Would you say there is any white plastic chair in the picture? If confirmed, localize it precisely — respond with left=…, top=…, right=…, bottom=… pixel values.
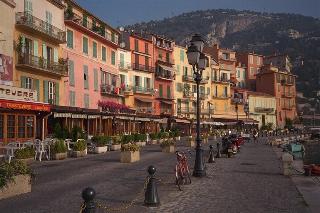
left=65, top=139, right=72, bottom=151
left=6, top=142, right=18, bottom=163
left=34, top=140, right=48, bottom=162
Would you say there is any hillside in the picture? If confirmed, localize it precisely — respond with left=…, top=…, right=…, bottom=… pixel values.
left=127, top=9, right=320, bottom=99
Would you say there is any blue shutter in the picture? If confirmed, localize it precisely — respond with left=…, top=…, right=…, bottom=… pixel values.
left=69, top=60, right=74, bottom=86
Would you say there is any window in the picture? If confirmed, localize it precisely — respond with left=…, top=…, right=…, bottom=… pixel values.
left=45, top=11, right=52, bottom=32
left=192, top=85, right=196, bottom=93
left=166, top=52, right=170, bottom=63
left=26, top=116, right=34, bottom=138
left=215, top=86, right=218, bottom=97
left=134, top=39, right=138, bottom=51
left=83, top=37, right=88, bottom=54
left=25, top=77, right=32, bottom=89
left=92, top=41, right=97, bottom=58
left=180, top=49, right=184, bottom=62
left=84, top=65, right=89, bottom=89
left=249, top=55, right=253, bottom=64
left=69, top=60, right=75, bottom=86
left=145, top=57, right=149, bottom=69
left=167, top=85, right=171, bottom=98
left=111, top=51, right=116, bottom=65
left=146, top=78, right=151, bottom=89
left=48, top=81, right=55, bottom=104
left=237, top=70, right=240, bottom=78
left=102, top=46, right=106, bottom=62
left=94, top=68, right=98, bottom=91
left=120, top=53, right=124, bottom=68
left=159, top=84, right=163, bottom=97
left=145, top=43, right=148, bottom=54
left=184, top=67, right=188, bottom=76
left=82, top=14, right=88, bottom=28
left=7, top=115, right=15, bottom=138
left=67, top=30, right=73, bottom=48
left=207, top=87, right=210, bottom=95
left=222, top=53, right=230, bottom=60
left=224, top=86, right=228, bottom=97
left=69, top=91, right=75, bottom=107
left=176, top=83, right=182, bottom=92
left=111, top=32, right=115, bottom=43
left=257, top=57, right=261, bottom=65
left=18, top=116, right=25, bottom=138
left=24, top=0, right=33, bottom=15
left=250, top=67, right=255, bottom=75
left=84, top=94, right=89, bottom=108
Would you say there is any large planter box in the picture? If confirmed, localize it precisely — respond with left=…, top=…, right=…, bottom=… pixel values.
left=111, top=144, right=121, bottom=151
left=187, top=140, right=195, bottom=147
left=151, top=140, right=158, bottom=145
left=17, top=158, right=34, bottom=165
left=175, top=136, right=181, bottom=141
left=136, top=141, right=146, bottom=147
left=52, top=152, right=67, bottom=160
left=202, top=138, right=208, bottom=144
left=72, top=149, right=87, bottom=158
left=94, top=146, right=108, bottom=154
left=162, top=145, right=175, bottom=153
left=158, top=139, right=164, bottom=144
left=0, top=175, right=31, bottom=200
left=120, top=151, right=140, bottom=163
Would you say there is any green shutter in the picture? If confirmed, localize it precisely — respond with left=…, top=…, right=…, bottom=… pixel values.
left=144, top=77, right=147, bottom=88
left=34, top=79, right=40, bottom=101
left=102, top=46, right=106, bottom=61
left=55, top=82, right=59, bottom=105
left=43, top=80, right=48, bottom=103
left=83, top=37, right=88, bottom=54
left=67, top=30, right=73, bottom=48
left=53, top=48, right=58, bottom=63
left=82, top=14, right=87, bottom=28
left=180, top=49, right=184, bottom=62
left=69, top=60, right=74, bottom=86
left=21, top=76, right=26, bottom=88
left=84, top=65, right=88, bottom=89
left=94, top=68, right=98, bottom=91
left=33, top=40, right=38, bottom=56
left=93, top=42, right=97, bottom=58
left=120, top=53, right=124, bottom=67
left=42, top=44, right=47, bottom=60
left=159, top=85, right=163, bottom=97
left=111, top=51, right=115, bottom=65
left=167, top=86, right=171, bottom=98
left=132, top=76, right=135, bottom=87
left=176, top=65, right=180, bottom=75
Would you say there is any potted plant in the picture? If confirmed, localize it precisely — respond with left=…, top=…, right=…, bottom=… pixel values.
left=135, top=134, right=147, bottom=146
left=187, top=136, right=195, bottom=147
left=51, top=140, right=68, bottom=160
left=0, top=160, right=32, bottom=200
left=150, top=133, right=158, bottom=145
left=160, top=139, right=175, bottom=153
left=72, top=139, right=87, bottom=157
left=120, top=143, right=140, bottom=163
left=14, top=147, right=35, bottom=164
left=110, top=135, right=121, bottom=151
left=92, top=136, right=109, bottom=154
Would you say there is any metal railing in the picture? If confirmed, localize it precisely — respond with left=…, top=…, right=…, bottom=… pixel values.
left=177, top=107, right=195, bottom=114
left=157, top=58, right=174, bottom=64
left=132, top=63, right=155, bottom=73
left=157, top=94, right=174, bottom=99
left=16, top=12, right=65, bottom=43
left=200, top=76, right=210, bottom=84
left=133, top=86, right=154, bottom=94
left=155, top=70, right=175, bottom=80
left=160, top=109, right=173, bottom=115
left=100, top=84, right=123, bottom=96
left=136, top=107, right=153, bottom=114
left=183, top=75, right=194, bottom=82
left=16, top=53, right=68, bottom=76
left=118, top=63, right=132, bottom=70
left=64, top=12, right=118, bottom=45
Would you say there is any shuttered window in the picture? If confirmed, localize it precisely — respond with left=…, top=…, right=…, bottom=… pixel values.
left=159, top=84, right=163, bottom=98
left=92, top=41, right=97, bottom=58
left=94, top=68, right=98, bottom=91
left=167, top=86, right=171, bottom=98
left=83, top=36, right=88, bottom=54
left=111, top=51, right=116, bottom=65
left=176, top=83, right=182, bottom=92
left=180, top=49, right=184, bottom=62
left=69, top=60, right=75, bottom=86
left=69, top=91, right=76, bottom=107
left=84, top=65, right=89, bottom=89
left=84, top=94, right=89, bottom=108
left=67, top=29, right=73, bottom=48
left=102, top=46, right=106, bottom=62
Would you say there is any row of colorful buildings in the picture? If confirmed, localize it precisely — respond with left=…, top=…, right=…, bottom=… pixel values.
left=0, top=0, right=297, bottom=143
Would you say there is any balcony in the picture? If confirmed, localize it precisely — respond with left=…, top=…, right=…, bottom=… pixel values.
left=157, top=58, right=174, bottom=65
left=212, top=95, right=230, bottom=99
left=231, top=98, right=245, bottom=104
left=183, top=75, right=194, bottom=82
left=254, top=107, right=275, bottom=113
left=201, top=108, right=214, bottom=115
left=155, top=41, right=173, bottom=51
left=16, top=12, right=66, bottom=44
left=136, top=107, right=153, bottom=114
left=157, top=94, right=174, bottom=100
left=118, top=63, right=132, bottom=71
left=100, top=84, right=123, bottom=96
left=183, top=91, right=195, bottom=99
left=133, top=86, right=154, bottom=95
left=16, top=53, right=68, bottom=77
left=160, top=108, right=173, bottom=116
left=155, top=70, right=175, bottom=81
left=200, top=76, right=210, bottom=84
left=199, top=93, right=208, bottom=100
left=132, top=63, right=155, bottom=73
left=177, top=107, right=195, bottom=114
left=64, top=12, right=118, bottom=46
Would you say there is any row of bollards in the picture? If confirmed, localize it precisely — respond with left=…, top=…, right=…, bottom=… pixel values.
left=81, top=165, right=160, bottom=212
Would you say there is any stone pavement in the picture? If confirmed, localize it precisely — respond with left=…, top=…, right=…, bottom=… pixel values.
left=0, top=137, right=310, bottom=213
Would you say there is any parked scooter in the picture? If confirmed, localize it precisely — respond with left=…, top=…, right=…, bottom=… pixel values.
left=221, top=136, right=237, bottom=158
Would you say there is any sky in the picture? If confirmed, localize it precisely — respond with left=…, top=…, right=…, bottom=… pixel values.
left=77, top=0, right=320, bottom=27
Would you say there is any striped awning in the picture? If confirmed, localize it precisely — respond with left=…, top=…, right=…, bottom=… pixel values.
left=54, top=112, right=72, bottom=118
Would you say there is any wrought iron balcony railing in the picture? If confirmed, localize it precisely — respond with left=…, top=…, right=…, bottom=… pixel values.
left=183, top=75, right=194, bottom=82
left=136, top=107, right=153, bottom=114
left=100, top=84, right=124, bottom=96
left=155, top=71, right=175, bottom=80
left=132, top=63, right=155, bottom=73
left=118, top=63, right=132, bottom=71
left=133, top=86, right=154, bottom=94
left=16, top=12, right=66, bottom=43
left=16, top=53, right=68, bottom=76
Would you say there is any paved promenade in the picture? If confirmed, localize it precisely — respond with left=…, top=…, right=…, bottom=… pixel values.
left=0, top=137, right=311, bottom=213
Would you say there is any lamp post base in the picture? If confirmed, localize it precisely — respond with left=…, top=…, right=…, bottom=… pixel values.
left=193, top=168, right=206, bottom=177
left=192, top=139, right=206, bottom=177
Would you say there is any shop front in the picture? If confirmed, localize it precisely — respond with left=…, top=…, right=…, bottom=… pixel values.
left=0, top=85, right=51, bottom=144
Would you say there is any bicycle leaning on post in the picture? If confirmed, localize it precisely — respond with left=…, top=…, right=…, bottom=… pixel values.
left=175, top=150, right=191, bottom=191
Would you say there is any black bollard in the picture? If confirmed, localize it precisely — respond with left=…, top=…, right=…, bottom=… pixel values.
left=215, top=143, right=221, bottom=158
left=81, top=187, right=96, bottom=213
left=144, top=165, right=160, bottom=207
left=208, top=145, right=215, bottom=163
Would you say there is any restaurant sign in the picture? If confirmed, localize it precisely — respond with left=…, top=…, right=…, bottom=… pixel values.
left=0, top=84, right=37, bottom=102
left=0, top=99, right=50, bottom=111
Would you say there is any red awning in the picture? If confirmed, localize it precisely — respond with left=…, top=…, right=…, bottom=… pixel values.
left=135, top=97, right=153, bottom=103
left=0, top=99, right=50, bottom=112
left=160, top=100, right=173, bottom=105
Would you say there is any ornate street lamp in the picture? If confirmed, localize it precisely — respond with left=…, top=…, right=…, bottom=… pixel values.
left=186, top=34, right=207, bottom=177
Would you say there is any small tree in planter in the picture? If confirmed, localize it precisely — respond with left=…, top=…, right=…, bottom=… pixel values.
left=51, top=140, right=68, bottom=160
left=72, top=139, right=87, bottom=158
left=0, top=160, right=33, bottom=200
left=120, top=143, right=140, bottom=163
left=187, top=136, right=195, bottom=147
left=135, top=134, right=147, bottom=146
left=14, top=147, right=35, bottom=164
left=160, top=139, right=175, bottom=153
left=150, top=133, right=158, bottom=145
left=110, top=135, right=121, bottom=151
left=92, top=136, right=109, bottom=153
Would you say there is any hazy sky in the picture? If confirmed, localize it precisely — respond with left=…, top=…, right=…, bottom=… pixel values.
left=77, top=0, right=320, bottom=26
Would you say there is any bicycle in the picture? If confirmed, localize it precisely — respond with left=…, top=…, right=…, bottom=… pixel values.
left=175, top=151, right=191, bottom=191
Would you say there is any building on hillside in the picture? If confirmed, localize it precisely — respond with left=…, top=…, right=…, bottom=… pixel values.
left=49, top=0, right=122, bottom=137
left=153, top=34, right=175, bottom=118
left=235, top=63, right=246, bottom=89
left=256, top=63, right=297, bottom=128
left=236, top=52, right=263, bottom=90
left=264, top=54, right=292, bottom=73
left=9, top=0, right=67, bottom=141
left=247, top=91, right=277, bottom=129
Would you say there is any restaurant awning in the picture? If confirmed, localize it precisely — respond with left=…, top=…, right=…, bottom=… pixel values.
left=71, top=114, right=87, bottom=119
left=135, top=117, right=151, bottom=122
left=135, top=97, right=153, bottom=103
left=160, top=100, right=173, bottom=105
left=54, top=112, right=72, bottom=118
left=88, top=115, right=100, bottom=119
left=159, top=64, right=174, bottom=72
left=102, top=116, right=113, bottom=119
left=117, top=116, right=134, bottom=120
left=175, top=118, right=191, bottom=124
left=200, top=121, right=224, bottom=126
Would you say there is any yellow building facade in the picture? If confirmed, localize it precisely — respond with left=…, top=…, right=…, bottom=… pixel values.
left=173, top=46, right=213, bottom=120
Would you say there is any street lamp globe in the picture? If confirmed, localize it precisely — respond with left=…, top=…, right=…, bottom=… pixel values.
left=186, top=44, right=200, bottom=66
left=190, top=34, right=205, bottom=52
left=198, top=53, right=207, bottom=70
